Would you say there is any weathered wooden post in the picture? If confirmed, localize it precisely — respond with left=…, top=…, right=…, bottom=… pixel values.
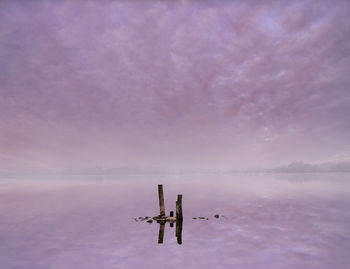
left=158, top=184, right=165, bottom=217
left=176, top=194, right=183, bottom=220
left=150, top=186, right=184, bottom=243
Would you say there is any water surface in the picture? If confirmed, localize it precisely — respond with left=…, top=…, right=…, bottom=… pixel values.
left=0, top=174, right=349, bottom=269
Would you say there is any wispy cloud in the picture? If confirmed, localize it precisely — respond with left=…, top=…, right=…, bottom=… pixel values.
left=1, top=0, right=349, bottom=169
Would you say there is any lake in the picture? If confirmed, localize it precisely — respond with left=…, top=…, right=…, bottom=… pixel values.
left=0, top=173, right=349, bottom=269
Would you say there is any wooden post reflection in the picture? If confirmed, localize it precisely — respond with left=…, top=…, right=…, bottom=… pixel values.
left=169, top=211, right=174, bottom=227
left=158, top=221, right=165, bottom=244
left=176, top=219, right=183, bottom=245
left=157, top=219, right=182, bottom=244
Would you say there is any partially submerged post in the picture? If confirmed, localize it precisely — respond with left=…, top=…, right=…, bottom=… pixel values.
left=154, top=185, right=183, bottom=244
left=176, top=194, right=183, bottom=220
left=158, top=184, right=165, bottom=217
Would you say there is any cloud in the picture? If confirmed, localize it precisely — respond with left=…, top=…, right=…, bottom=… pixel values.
left=0, top=0, right=349, bottom=169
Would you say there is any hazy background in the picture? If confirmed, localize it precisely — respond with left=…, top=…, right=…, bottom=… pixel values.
left=1, top=0, right=350, bottom=172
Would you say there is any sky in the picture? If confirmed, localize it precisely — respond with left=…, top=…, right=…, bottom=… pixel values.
left=0, top=0, right=350, bottom=171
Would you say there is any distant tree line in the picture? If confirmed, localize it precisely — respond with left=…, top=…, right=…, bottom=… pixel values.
left=275, top=161, right=350, bottom=173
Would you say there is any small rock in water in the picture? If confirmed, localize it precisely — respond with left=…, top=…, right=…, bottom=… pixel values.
left=145, top=216, right=150, bottom=219
left=198, top=217, right=205, bottom=219
left=147, top=219, right=153, bottom=223
left=138, top=217, right=143, bottom=219
left=192, top=217, right=197, bottom=219
left=214, top=214, right=220, bottom=218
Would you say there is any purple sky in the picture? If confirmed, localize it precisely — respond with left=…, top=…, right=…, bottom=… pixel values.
left=1, top=0, right=350, bottom=170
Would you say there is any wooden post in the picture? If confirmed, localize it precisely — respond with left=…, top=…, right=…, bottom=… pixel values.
left=158, top=184, right=165, bottom=216
left=176, top=194, right=183, bottom=220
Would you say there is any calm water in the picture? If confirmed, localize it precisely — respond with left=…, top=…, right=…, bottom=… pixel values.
left=0, top=174, right=349, bottom=269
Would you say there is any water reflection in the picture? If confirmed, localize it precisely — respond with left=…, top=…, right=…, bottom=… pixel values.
left=157, top=221, right=165, bottom=243
left=1, top=175, right=350, bottom=269
left=156, top=219, right=183, bottom=244
left=176, top=219, right=183, bottom=244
